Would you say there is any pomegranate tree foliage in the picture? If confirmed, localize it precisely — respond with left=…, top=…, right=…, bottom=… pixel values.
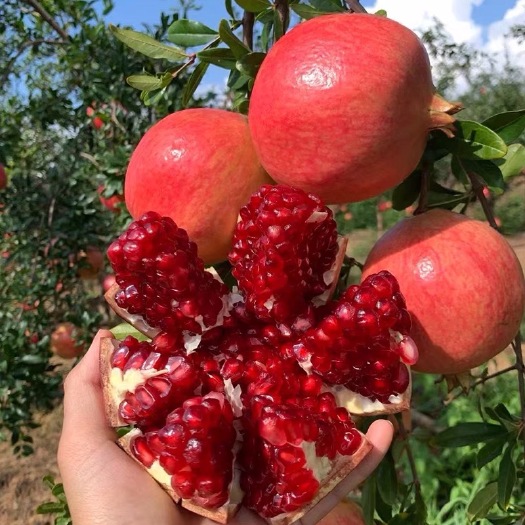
left=0, top=0, right=216, bottom=455
left=1, top=0, right=524, bottom=524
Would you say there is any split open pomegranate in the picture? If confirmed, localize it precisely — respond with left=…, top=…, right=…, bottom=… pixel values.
left=100, top=185, right=417, bottom=523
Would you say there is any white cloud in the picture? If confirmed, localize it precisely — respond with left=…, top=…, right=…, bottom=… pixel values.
left=364, top=0, right=484, bottom=46
left=363, top=0, right=524, bottom=92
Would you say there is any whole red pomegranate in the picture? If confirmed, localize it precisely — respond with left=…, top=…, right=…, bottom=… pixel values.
left=248, top=13, right=459, bottom=204
left=0, top=164, right=7, bottom=190
left=362, top=210, right=525, bottom=375
left=102, top=273, right=116, bottom=293
left=124, top=108, right=271, bottom=264
left=98, top=185, right=124, bottom=212
left=50, top=322, right=84, bottom=359
left=77, top=246, right=104, bottom=279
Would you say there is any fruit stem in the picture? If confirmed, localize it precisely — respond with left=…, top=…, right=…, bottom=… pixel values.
left=345, top=0, right=368, bottom=13
left=242, top=11, right=255, bottom=50
left=463, top=162, right=500, bottom=230
left=511, top=332, right=525, bottom=427
left=446, top=365, right=518, bottom=403
left=396, top=413, right=421, bottom=495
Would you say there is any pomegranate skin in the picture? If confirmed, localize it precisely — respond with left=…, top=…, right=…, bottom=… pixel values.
left=362, top=210, right=525, bottom=375
left=125, top=108, right=271, bottom=264
left=0, top=164, right=7, bottom=190
left=248, top=13, right=434, bottom=204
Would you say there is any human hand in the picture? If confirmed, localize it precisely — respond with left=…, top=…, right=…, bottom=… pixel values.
left=58, top=329, right=394, bottom=525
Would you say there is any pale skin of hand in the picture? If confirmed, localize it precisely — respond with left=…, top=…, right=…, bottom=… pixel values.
left=58, top=329, right=394, bottom=525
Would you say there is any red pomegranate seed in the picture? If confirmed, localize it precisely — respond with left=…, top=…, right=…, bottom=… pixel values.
left=229, top=185, right=338, bottom=323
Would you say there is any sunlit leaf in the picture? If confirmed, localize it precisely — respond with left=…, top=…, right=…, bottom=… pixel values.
left=233, top=0, right=271, bottom=13
left=182, top=62, right=209, bottom=106
left=218, top=19, right=250, bottom=58
left=110, top=25, right=187, bottom=61
left=468, top=482, right=498, bottom=521
left=483, top=109, right=525, bottom=144
left=167, top=19, right=218, bottom=47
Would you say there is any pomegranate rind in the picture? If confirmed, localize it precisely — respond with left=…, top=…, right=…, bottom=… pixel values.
left=266, top=435, right=372, bottom=525
left=105, top=283, right=161, bottom=340
left=100, top=337, right=126, bottom=427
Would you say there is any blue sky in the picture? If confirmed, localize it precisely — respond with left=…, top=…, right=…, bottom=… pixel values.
left=104, top=0, right=524, bottom=89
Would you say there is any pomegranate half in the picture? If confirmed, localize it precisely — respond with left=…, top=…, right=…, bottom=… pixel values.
left=124, top=108, right=271, bottom=264
left=248, top=13, right=459, bottom=204
left=362, top=209, right=525, bottom=375
left=100, top=186, right=417, bottom=523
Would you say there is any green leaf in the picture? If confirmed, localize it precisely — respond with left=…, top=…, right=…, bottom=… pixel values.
left=376, top=451, right=397, bottom=505
left=461, top=159, right=505, bottom=195
left=483, top=109, right=525, bottom=144
left=468, top=482, right=498, bottom=521
left=197, top=47, right=237, bottom=69
left=109, top=25, right=187, bottom=61
left=167, top=19, right=218, bottom=47
left=141, top=86, right=168, bottom=106
left=477, top=437, right=507, bottom=469
left=233, top=0, right=271, bottom=12
left=36, top=502, right=65, bottom=514
left=426, top=180, right=469, bottom=211
left=392, top=170, right=421, bottom=210
left=450, top=155, right=469, bottom=185
left=20, top=354, right=47, bottom=364
left=495, top=143, right=525, bottom=180
left=291, top=4, right=334, bottom=19
left=56, top=517, right=72, bottom=525
left=486, top=515, right=522, bottom=525
left=309, top=0, right=345, bottom=11
left=498, top=445, right=516, bottom=510
left=236, top=52, right=265, bottom=78
left=446, top=120, right=507, bottom=160
left=110, top=323, right=150, bottom=341
left=361, top=472, right=377, bottom=525
left=182, top=62, right=209, bottom=106
left=375, top=9, right=388, bottom=16
left=126, top=74, right=165, bottom=91
left=434, top=422, right=507, bottom=448
left=42, top=475, right=55, bottom=490
left=227, top=68, right=250, bottom=90
left=225, top=0, right=235, bottom=18
left=218, top=19, right=250, bottom=59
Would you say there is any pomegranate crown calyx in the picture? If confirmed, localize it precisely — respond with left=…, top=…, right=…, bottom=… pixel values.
left=428, top=93, right=463, bottom=138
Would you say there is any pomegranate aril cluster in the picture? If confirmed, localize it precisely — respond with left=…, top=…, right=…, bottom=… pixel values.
left=107, top=211, right=227, bottom=334
left=131, top=394, right=236, bottom=509
left=229, top=185, right=339, bottom=323
left=292, top=271, right=416, bottom=402
left=240, top=393, right=362, bottom=517
left=105, top=185, right=416, bottom=521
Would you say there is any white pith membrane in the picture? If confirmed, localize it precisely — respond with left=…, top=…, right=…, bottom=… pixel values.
left=295, top=330, right=418, bottom=417
left=101, top=204, right=415, bottom=523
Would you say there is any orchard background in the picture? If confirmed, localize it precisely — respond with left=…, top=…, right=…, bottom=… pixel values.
left=0, top=0, right=524, bottom=524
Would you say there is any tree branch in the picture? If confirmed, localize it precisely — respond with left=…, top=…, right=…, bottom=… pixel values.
left=242, top=11, right=255, bottom=50
left=345, top=0, right=368, bottom=13
left=274, top=0, right=290, bottom=37
left=1, top=39, right=68, bottom=84
left=22, top=0, right=70, bottom=41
